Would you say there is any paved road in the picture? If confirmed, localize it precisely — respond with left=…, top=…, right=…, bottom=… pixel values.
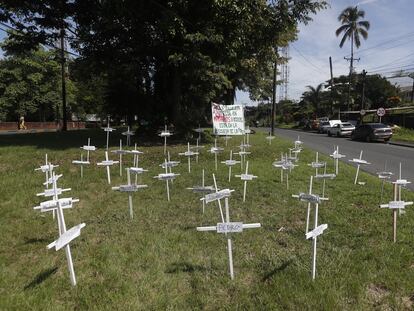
left=264, top=128, right=414, bottom=191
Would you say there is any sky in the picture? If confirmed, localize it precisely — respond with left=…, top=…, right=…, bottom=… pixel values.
left=235, top=0, right=414, bottom=105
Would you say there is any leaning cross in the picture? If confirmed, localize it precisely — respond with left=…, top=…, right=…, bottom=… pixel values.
left=349, top=150, right=370, bottom=185
left=196, top=197, right=261, bottom=280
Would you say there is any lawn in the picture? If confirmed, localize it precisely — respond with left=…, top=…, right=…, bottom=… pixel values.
left=392, top=126, right=414, bottom=143
left=1, top=129, right=414, bottom=310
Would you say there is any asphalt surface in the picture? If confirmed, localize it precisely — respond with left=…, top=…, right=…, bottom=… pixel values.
left=264, top=128, right=414, bottom=191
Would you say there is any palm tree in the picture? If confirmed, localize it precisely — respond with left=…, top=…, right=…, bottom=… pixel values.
left=302, top=83, right=324, bottom=116
left=335, top=6, right=370, bottom=111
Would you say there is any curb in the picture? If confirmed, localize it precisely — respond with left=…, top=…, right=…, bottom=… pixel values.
left=389, top=141, right=414, bottom=148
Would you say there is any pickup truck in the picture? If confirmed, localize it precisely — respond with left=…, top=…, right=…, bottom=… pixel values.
left=327, top=122, right=356, bottom=137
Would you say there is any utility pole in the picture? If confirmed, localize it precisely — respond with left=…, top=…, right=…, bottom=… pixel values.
left=360, top=70, right=367, bottom=123
left=410, top=73, right=414, bottom=103
left=329, top=57, right=334, bottom=116
left=271, top=48, right=278, bottom=136
left=344, top=55, right=360, bottom=112
left=60, top=26, right=68, bottom=131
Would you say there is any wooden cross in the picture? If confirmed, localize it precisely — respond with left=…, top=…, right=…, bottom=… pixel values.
left=154, top=159, right=180, bottom=201
left=102, top=116, right=115, bottom=150
left=349, top=150, right=370, bottom=185
left=187, top=169, right=215, bottom=213
left=45, top=172, right=86, bottom=286
left=112, top=168, right=148, bottom=219
left=221, top=150, right=240, bottom=182
left=179, top=142, right=199, bottom=173
left=235, top=161, right=258, bottom=202
left=122, top=126, right=134, bottom=146
left=380, top=181, right=413, bottom=243
left=196, top=197, right=261, bottom=279
left=158, top=124, right=173, bottom=155
left=111, top=139, right=130, bottom=176
left=329, top=146, right=345, bottom=175
left=97, top=151, right=119, bottom=184
left=80, top=138, right=97, bottom=162
left=72, top=153, right=90, bottom=178
left=210, top=139, right=224, bottom=171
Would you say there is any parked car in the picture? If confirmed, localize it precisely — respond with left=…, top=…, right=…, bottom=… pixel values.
left=327, top=122, right=355, bottom=137
left=318, top=119, right=341, bottom=134
left=350, top=123, right=393, bottom=142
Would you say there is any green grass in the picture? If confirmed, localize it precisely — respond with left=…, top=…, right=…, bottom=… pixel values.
left=392, top=127, right=414, bottom=143
left=1, top=129, right=414, bottom=310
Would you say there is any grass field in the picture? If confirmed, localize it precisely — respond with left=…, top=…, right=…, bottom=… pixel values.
left=1, top=129, right=414, bottom=310
left=392, top=127, right=414, bottom=143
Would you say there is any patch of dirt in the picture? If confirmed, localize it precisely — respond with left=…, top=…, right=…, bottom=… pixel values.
left=367, top=284, right=390, bottom=306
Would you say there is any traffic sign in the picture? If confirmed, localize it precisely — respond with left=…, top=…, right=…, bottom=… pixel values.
left=377, top=107, right=386, bottom=117
left=360, top=109, right=366, bottom=116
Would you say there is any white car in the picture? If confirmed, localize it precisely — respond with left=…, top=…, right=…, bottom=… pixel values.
left=327, top=122, right=356, bottom=137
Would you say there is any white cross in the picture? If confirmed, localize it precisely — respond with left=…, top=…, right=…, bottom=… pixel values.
left=376, top=161, right=393, bottom=203
left=314, top=164, right=336, bottom=200
left=349, top=150, right=371, bottom=185
left=97, top=151, right=119, bottom=184
left=222, top=135, right=232, bottom=146
left=194, top=124, right=203, bottom=140
left=239, top=135, right=251, bottom=150
left=111, top=139, right=130, bottom=176
left=200, top=174, right=233, bottom=222
left=294, top=136, right=303, bottom=148
left=72, top=154, right=90, bottom=178
left=154, top=159, right=180, bottom=201
left=196, top=197, right=261, bottom=279
left=272, top=153, right=286, bottom=182
left=292, top=176, right=327, bottom=234
left=112, top=168, right=148, bottom=219
left=221, top=150, right=240, bottom=182
left=265, top=133, right=275, bottom=145
left=329, top=146, right=345, bottom=175
left=234, top=147, right=251, bottom=170
left=80, top=138, right=97, bottom=162
left=159, top=124, right=173, bottom=154
left=45, top=172, right=86, bottom=286
left=179, top=142, right=198, bottom=173
left=35, top=154, right=59, bottom=189
left=102, top=116, right=115, bottom=150
left=235, top=161, right=258, bottom=202
left=210, top=139, right=224, bottom=170
left=392, top=162, right=411, bottom=217
left=122, top=126, right=134, bottom=146
left=308, top=152, right=326, bottom=176
left=380, top=174, right=413, bottom=242
left=190, top=138, right=204, bottom=163
left=187, top=169, right=215, bottom=213
left=305, top=222, right=328, bottom=280
left=130, top=143, right=144, bottom=185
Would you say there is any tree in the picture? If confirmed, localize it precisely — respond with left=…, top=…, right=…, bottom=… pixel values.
left=335, top=6, right=370, bottom=110
left=301, top=83, right=325, bottom=116
left=0, top=43, right=77, bottom=122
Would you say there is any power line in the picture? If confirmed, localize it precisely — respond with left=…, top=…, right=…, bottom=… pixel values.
left=367, top=52, right=414, bottom=72
left=291, top=45, right=326, bottom=75
left=0, top=21, right=80, bottom=57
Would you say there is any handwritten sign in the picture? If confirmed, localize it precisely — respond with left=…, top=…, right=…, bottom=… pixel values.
left=211, top=103, right=245, bottom=135
left=217, top=222, right=243, bottom=233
